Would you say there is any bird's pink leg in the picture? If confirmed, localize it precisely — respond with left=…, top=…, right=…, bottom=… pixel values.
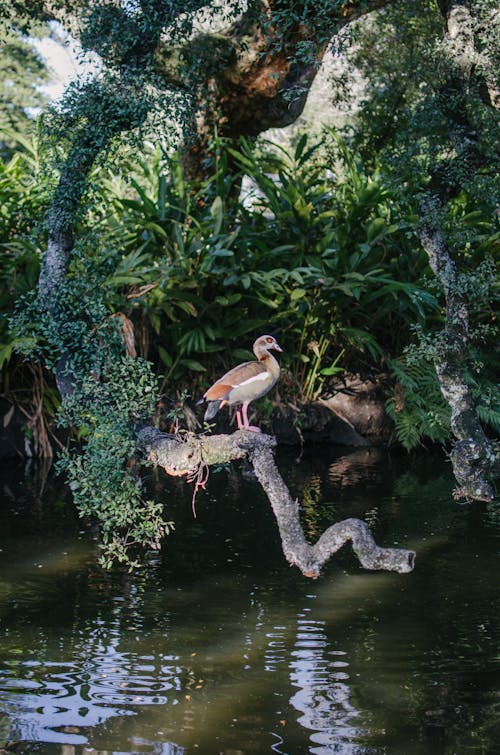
left=241, top=403, right=261, bottom=433
left=236, top=408, right=243, bottom=429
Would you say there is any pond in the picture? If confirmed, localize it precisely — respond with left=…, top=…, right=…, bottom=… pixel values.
left=0, top=446, right=499, bottom=754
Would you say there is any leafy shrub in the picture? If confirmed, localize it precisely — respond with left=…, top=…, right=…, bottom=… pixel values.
left=0, top=130, right=51, bottom=366
left=56, top=356, right=173, bottom=569
left=89, top=131, right=440, bottom=398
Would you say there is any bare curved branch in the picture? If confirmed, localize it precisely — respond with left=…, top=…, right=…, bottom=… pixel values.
left=137, top=427, right=416, bottom=578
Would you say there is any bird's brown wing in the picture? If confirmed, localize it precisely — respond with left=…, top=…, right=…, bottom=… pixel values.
left=204, top=382, right=232, bottom=401
left=203, top=361, right=266, bottom=400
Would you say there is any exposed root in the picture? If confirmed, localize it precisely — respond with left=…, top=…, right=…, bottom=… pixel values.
left=187, top=460, right=210, bottom=517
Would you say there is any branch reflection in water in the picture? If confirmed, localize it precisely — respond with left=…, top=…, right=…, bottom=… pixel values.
left=0, top=448, right=498, bottom=754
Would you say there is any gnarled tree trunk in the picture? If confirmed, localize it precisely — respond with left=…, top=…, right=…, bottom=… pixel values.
left=154, top=0, right=391, bottom=182
left=416, top=0, right=499, bottom=501
left=419, top=196, right=496, bottom=502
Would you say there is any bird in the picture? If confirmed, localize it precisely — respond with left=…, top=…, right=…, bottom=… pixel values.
left=202, top=335, right=282, bottom=432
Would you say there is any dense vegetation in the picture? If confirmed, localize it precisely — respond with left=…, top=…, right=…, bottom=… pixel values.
left=3, top=129, right=497, bottom=440
left=0, top=0, right=498, bottom=565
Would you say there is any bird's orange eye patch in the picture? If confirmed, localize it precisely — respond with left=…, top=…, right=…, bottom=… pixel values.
left=266, top=337, right=273, bottom=343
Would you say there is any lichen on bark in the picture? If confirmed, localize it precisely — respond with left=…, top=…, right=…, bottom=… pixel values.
left=415, top=0, right=499, bottom=501
left=138, top=427, right=416, bottom=577
left=419, top=195, right=497, bottom=502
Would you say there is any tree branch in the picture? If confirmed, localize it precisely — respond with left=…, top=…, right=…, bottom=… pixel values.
left=137, top=427, right=416, bottom=577
left=154, top=0, right=392, bottom=181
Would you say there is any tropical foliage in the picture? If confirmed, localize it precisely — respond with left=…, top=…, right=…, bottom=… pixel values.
left=78, top=131, right=441, bottom=382
left=2, top=127, right=498, bottom=458
left=0, top=22, right=49, bottom=159
left=0, top=131, right=54, bottom=380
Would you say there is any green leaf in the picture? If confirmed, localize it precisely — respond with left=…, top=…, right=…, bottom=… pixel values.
left=107, top=274, right=144, bottom=286
left=210, top=248, right=234, bottom=257
left=172, top=223, right=184, bottom=254
left=175, top=300, right=198, bottom=317
left=210, top=195, right=224, bottom=236
left=0, top=343, right=13, bottom=369
left=226, top=147, right=255, bottom=170
left=129, top=178, right=156, bottom=208
left=366, top=217, right=386, bottom=244
left=294, top=133, right=308, bottom=162
left=215, top=293, right=242, bottom=306
left=144, top=222, right=168, bottom=238
left=158, top=175, right=166, bottom=221
left=180, top=358, right=206, bottom=372
left=269, top=245, right=296, bottom=256
left=320, top=365, right=344, bottom=376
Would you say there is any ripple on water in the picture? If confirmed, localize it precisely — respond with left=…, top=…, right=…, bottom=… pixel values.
left=289, top=617, right=368, bottom=753
left=0, top=651, right=184, bottom=745
left=264, top=626, right=288, bottom=672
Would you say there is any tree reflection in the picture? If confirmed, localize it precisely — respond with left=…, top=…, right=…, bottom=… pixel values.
left=289, top=616, right=364, bottom=753
left=0, top=453, right=497, bottom=754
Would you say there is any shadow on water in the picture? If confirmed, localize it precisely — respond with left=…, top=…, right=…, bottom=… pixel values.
left=0, top=447, right=499, bottom=754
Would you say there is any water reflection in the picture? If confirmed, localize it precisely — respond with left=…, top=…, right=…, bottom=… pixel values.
left=0, top=605, right=185, bottom=745
left=0, top=452, right=499, bottom=754
left=289, top=614, right=363, bottom=754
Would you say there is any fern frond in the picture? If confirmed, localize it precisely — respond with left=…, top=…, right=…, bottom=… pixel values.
left=476, top=403, right=500, bottom=433
left=387, top=355, right=451, bottom=448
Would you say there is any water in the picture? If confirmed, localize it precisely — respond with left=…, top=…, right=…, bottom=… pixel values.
left=0, top=448, right=499, bottom=754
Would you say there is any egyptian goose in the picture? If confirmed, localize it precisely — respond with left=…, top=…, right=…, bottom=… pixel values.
left=203, top=335, right=282, bottom=432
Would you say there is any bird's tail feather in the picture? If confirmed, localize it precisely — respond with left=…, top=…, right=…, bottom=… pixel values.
left=204, top=400, right=222, bottom=421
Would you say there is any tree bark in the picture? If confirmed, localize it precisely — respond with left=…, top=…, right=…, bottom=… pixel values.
left=416, top=1, right=499, bottom=501
left=39, top=124, right=136, bottom=396
left=154, top=0, right=391, bottom=182
left=418, top=197, right=497, bottom=502
left=137, top=426, right=416, bottom=577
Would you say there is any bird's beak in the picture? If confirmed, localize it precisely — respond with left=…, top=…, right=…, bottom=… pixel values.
left=274, top=343, right=283, bottom=353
